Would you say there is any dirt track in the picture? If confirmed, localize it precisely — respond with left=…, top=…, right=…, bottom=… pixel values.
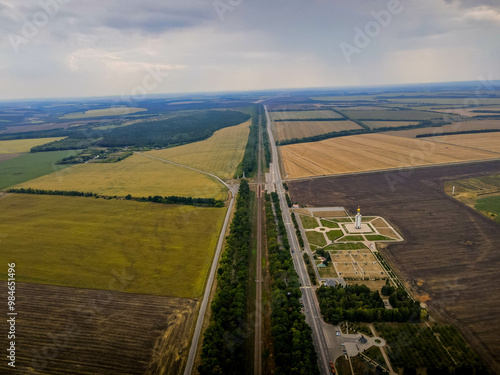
left=0, top=282, right=196, bottom=375
left=288, top=160, right=500, bottom=373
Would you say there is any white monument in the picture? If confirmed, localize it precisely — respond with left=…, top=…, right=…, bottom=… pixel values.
left=355, top=206, right=362, bottom=229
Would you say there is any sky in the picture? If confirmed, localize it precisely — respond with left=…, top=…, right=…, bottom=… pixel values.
left=0, top=0, right=499, bottom=100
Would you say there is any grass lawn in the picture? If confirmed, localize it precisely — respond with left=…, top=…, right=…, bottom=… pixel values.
left=306, top=231, right=327, bottom=247
left=0, top=150, right=77, bottom=190
left=0, top=194, right=226, bottom=298
left=475, top=196, right=500, bottom=223
left=15, top=153, right=227, bottom=200
left=327, top=230, right=344, bottom=241
left=0, top=137, right=65, bottom=154
left=147, top=120, right=250, bottom=179
left=320, top=219, right=339, bottom=228
left=300, top=215, right=319, bottom=229
left=341, top=235, right=365, bottom=241
left=325, top=242, right=368, bottom=250
left=365, top=235, right=395, bottom=241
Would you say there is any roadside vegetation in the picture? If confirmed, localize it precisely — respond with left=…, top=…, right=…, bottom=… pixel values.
left=266, top=193, right=319, bottom=375
left=199, top=180, right=252, bottom=374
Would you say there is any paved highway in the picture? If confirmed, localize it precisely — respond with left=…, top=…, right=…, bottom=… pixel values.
left=264, top=105, right=343, bottom=375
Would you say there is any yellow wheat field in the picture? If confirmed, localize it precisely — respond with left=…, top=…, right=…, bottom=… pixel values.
left=0, top=137, right=65, bottom=154
left=428, top=132, right=500, bottom=153
left=15, top=153, right=227, bottom=199
left=273, top=120, right=361, bottom=141
left=146, top=120, right=250, bottom=179
left=280, top=133, right=500, bottom=179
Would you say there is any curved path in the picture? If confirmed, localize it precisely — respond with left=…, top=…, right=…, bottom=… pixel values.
left=134, top=152, right=238, bottom=375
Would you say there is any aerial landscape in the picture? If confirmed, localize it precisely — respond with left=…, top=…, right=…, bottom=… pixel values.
left=0, top=1, right=499, bottom=375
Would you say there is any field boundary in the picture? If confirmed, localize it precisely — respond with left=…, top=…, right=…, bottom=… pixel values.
left=283, top=157, right=500, bottom=182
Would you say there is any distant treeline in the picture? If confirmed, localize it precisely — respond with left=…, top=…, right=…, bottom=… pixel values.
left=29, top=110, right=250, bottom=151
left=266, top=192, right=319, bottom=374
left=32, top=137, right=100, bottom=152
left=261, top=106, right=271, bottom=167
left=416, top=128, right=500, bottom=138
left=8, top=188, right=224, bottom=207
left=235, top=106, right=260, bottom=178
left=199, top=180, right=251, bottom=374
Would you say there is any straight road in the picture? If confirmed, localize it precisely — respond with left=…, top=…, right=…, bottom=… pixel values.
left=254, top=110, right=264, bottom=375
left=264, top=105, right=342, bottom=375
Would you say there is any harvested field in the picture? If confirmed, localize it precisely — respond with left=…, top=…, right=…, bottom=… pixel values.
left=429, top=132, right=500, bottom=153
left=60, top=107, right=147, bottom=119
left=15, top=153, right=227, bottom=199
left=0, top=194, right=226, bottom=298
left=0, top=282, right=196, bottom=375
left=273, top=120, right=361, bottom=141
left=385, top=120, right=500, bottom=138
left=339, top=109, right=446, bottom=121
left=288, top=160, right=500, bottom=373
left=0, top=137, right=65, bottom=154
left=280, top=133, right=500, bottom=179
left=363, top=121, right=419, bottom=129
left=147, top=120, right=250, bottom=179
left=269, top=110, right=344, bottom=120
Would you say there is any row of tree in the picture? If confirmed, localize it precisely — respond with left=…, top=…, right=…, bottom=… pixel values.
left=199, top=180, right=252, bottom=374
left=8, top=188, right=224, bottom=208
left=316, top=284, right=423, bottom=325
left=265, top=193, right=320, bottom=374
left=236, top=106, right=260, bottom=177
left=416, top=128, right=500, bottom=138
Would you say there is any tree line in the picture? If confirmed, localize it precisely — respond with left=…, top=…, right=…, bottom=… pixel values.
left=416, top=128, right=500, bottom=138
left=266, top=193, right=319, bottom=374
left=236, top=106, right=260, bottom=177
left=8, top=188, right=224, bottom=208
left=199, top=180, right=251, bottom=374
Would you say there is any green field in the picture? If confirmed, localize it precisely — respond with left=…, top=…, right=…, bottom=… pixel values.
left=365, top=235, right=395, bottom=241
left=305, top=231, right=327, bottom=247
left=325, top=242, right=367, bottom=250
left=300, top=214, right=319, bottom=229
left=475, top=196, right=500, bottom=223
left=60, top=107, right=147, bottom=119
left=326, top=230, right=343, bottom=241
left=0, top=194, right=226, bottom=298
left=341, top=235, right=366, bottom=241
left=320, top=219, right=339, bottom=228
left=0, top=150, right=77, bottom=190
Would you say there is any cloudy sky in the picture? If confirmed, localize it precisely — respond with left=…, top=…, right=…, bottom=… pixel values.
left=0, top=0, right=499, bottom=100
